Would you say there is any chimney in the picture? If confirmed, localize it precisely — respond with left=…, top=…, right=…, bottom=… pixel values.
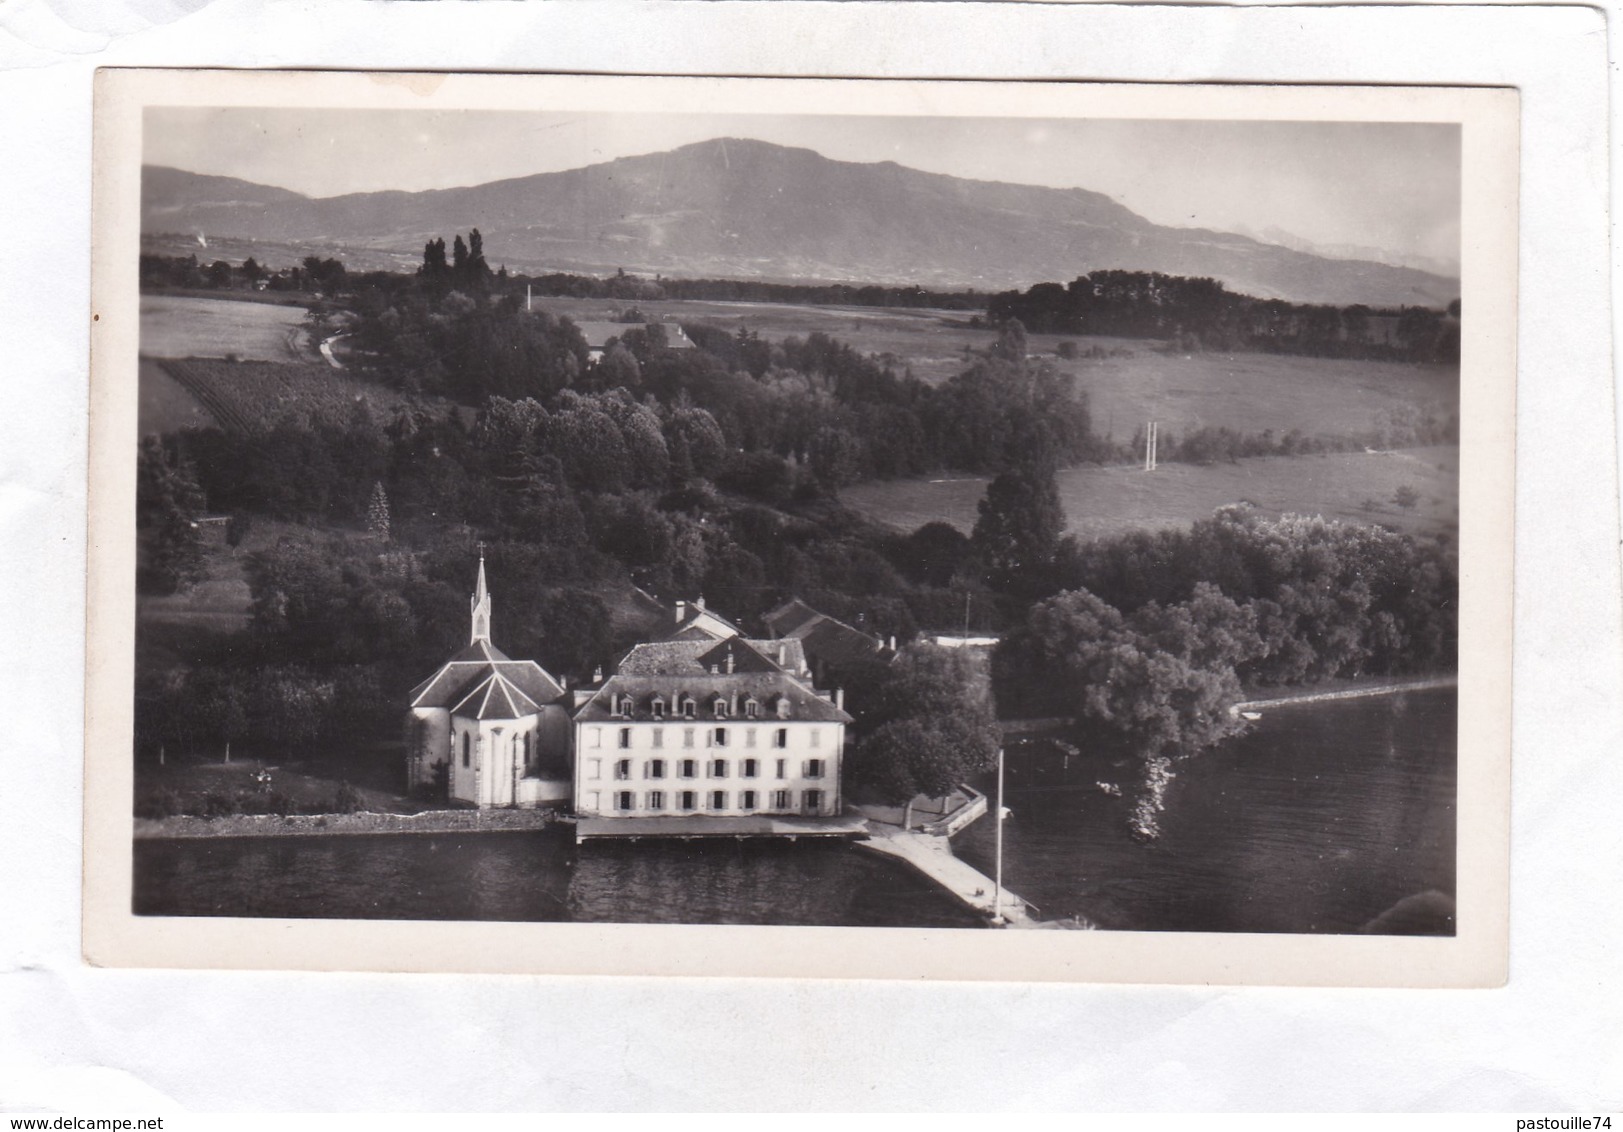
left=725, top=649, right=736, bottom=675
left=675, top=600, right=686, bottom=624
left=777, top=645, right=786, bottom=667
left=709, top=664, right=719, bottom=675
left=592, top=665, right=603, bottom=684
left=835, top=687, right=845, bottom=711
left=561, top=675, right=569, bottom=690
left=696, top=595, right=706, bottom=612
left=887, top=635, right=896, bottom=652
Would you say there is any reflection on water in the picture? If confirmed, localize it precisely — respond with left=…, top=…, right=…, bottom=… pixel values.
left=134, top=828, right=983, bottom=928
left=954, top=689, right=1457, bottom=934
left=134, top=690, right=1454, bottom=934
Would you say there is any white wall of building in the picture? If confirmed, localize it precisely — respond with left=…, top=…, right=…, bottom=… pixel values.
left=574, top=720, right=842, bottom=817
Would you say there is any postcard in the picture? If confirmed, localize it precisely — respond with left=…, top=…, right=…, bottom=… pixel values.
left=84, top=69, right=1516, bottom=984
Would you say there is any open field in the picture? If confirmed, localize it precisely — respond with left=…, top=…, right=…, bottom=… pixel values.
left=150, top=357, right=419, bottom=434
left=139, top=356, right=221, bottom=435
left=1041, top=344, right=1456, bottom=445
left=531, top=294, right=1457, bottom=441
left=534, top=294, right=994, bottom=385
left=141, top=293, right=315, bottom=361
left=840, top=446, right=1460, bottom=544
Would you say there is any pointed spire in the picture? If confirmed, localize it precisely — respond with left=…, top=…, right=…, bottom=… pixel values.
left=470, top=544, right=491, bottom=645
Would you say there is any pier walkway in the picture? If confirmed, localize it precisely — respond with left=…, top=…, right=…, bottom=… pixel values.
left=857, top=820, right=1038, bottom=927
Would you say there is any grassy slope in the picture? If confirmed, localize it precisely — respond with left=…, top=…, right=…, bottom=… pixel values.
left=840, top=446, right=1460, bottom=544
left=140, top=293, right=313, bottom=361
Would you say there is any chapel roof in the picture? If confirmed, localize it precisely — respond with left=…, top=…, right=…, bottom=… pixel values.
left=409, top=654, right=565, bottom=715
left=449, top=671, right=544, bottom=721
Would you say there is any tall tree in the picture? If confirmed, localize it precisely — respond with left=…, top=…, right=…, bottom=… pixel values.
left=971, top=463, right=1065, bottom=594
left=849, top=642, right=1000, bottom=821
left=137, top=435, right=207, bottom=594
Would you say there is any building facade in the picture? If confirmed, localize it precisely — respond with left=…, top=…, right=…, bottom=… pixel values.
left=404, top=557, right=572, bottom=807
left=571, top=626, right=851, bottom=822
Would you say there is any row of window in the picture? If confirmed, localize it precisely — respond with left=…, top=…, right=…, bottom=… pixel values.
left=458, top=729, right=533, bottom=769
left=607, top=788, right=825, bottom=814
left=591, top=726, right=821, bottom=750
left=612, top=694, right=793, bottom=721
left=591, top=757, right=825, bottom=781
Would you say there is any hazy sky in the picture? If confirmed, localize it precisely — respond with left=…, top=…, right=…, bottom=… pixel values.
left=146, top=108, right=1461, bottom=269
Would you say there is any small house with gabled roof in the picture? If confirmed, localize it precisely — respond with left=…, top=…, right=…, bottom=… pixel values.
left=762, top=597, right=894, bottom=687
left=404, top=556, right=572, bottom=807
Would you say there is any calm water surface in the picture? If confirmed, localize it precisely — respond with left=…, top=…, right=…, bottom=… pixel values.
left=135, top=689, right=1454, bottom=932
left=134, top=827, right=984, bottom=928
left=955, top=688, right=1457, bottom=933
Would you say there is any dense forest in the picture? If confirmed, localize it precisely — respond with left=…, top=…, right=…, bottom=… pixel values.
left=989, top=269, right=1460, bottom=363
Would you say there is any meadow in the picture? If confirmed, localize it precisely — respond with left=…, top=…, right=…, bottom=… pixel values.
left=150, top=357, right=418, bottom=434
left=840, top=446, right=1460, bottom=545
left=140, top=293, right=314, bottom=362
left=531, top=294, right=1458, bottom=443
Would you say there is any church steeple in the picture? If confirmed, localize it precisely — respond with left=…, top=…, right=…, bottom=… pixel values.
left=470, top=545, right=491, bottom=645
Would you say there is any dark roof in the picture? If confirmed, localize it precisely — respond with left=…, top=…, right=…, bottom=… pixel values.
left=574, top=671, right=850, bottom=725
left=761, top=598, right=887, bottom=668
left=615, top=637, right=806, bottom=678
left=579, top=633, right=842, bottom=725
left=664, top=604, right=743, bottom=641
left=409, top=642, right=565, bottom=716
left=449, top=672, right=544, bottom=721
left=762, top=598, right=822, bottom=638
left=800, top=618, right=886, bottom=668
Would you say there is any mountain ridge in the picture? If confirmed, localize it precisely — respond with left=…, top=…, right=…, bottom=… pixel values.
left=141, top=138, right=1459, bottom=308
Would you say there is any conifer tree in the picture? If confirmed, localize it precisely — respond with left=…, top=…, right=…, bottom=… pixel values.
left=366, top=481, right=391, bottom=541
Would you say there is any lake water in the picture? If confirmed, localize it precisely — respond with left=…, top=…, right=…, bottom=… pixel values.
left=134, top=688, right=1455, bottom=933
left=133, top=827, right=985, bottom=928
left=954, top=688, right=1457, bottom=933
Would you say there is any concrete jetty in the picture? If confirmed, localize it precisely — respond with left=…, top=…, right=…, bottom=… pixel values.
left=856, top=816, right=1038, bottom=928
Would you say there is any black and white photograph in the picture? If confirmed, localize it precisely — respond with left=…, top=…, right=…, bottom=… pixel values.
left=86, top=70, right=1516, bottom=982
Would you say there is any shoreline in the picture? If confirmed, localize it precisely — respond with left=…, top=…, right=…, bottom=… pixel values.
left=1231, top=674, right=1457, bottom=714
left=133, top=807, right=566, bottom=840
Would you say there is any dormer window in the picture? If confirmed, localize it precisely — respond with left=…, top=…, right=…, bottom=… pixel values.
left=744, top=697, right=760, bottom=719
left=651, top=696, right=666, bottom=719
left=711, top=695, right=729, bottom=719
left=679, top=694, right=696, bottom=719
left=615, top=695, right=634, bottom=717
left=776, top=696, right=792, bottom=720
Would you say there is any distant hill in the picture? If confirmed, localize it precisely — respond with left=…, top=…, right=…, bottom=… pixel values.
left=143, top=138, right=1459, bottom=308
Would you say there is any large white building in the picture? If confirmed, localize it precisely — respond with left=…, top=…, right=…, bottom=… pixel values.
left=571, top=632, right=851, bottom=822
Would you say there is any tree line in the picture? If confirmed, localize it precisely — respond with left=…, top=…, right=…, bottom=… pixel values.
left=517, top=269, right=987, bottom=311
left=989, top=270, right=1461, bottom=363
